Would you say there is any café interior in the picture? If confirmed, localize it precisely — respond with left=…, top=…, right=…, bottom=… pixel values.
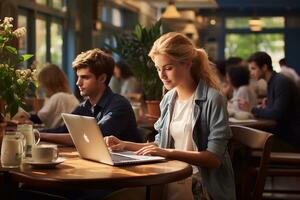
left=1, top=0, right=300, bottom=200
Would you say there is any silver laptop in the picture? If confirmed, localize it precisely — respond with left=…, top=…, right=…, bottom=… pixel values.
left=61, top=113, right=165, bottom=166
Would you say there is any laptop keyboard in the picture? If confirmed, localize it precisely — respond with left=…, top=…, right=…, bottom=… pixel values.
left=111, top=153, right=137, bottom=162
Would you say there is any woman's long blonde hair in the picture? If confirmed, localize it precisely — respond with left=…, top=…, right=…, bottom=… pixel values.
left=37, top=63, right=71, bottom=96
left=148, top=32, right=220, bottom=90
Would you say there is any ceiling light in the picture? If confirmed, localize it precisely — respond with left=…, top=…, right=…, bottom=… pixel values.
left=161, top=1, right=181, bottom=19
left=249, top=17, right=262, bottom=32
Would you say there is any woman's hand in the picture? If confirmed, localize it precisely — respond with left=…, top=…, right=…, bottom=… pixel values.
left=136, top=145, right=171, bottom=157
left=104, top=135, right=126, bottom=151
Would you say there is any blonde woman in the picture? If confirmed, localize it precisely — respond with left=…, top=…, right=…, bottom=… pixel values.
left=105, top=32, right=235, bottom=200
left=20, top=64, right=79, bottom=128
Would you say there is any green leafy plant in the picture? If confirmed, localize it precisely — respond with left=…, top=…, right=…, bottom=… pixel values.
left=0, top=17, right=36, bottom=120
left=105, top=21, right=163, bottom=100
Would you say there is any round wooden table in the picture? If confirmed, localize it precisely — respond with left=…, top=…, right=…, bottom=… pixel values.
left=3, top=148, right=192, bottom=200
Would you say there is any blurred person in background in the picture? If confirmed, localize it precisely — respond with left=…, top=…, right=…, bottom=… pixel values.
left=215, top=60, right=232, bottom=99
left=240, top=51, right=300, bottom=149
left=227, top=65, right=257, bottom=118
left=112, top=60, right=143, bottom=102
left=279, top=58, right=300, bottom=87
left=14, top=64, right=79, bottom=129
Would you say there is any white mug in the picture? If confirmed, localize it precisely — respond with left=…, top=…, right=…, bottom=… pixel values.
left=1, top=131, right=25, bottom=168
left=32, top=144, right=58, bottom=163
left=17, top=124, right=40, bottom=157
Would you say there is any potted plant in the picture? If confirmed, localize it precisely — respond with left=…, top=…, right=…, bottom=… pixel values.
left=105, top=21, right=163, bottom=118
left=0, top=17, right=36, bottom=134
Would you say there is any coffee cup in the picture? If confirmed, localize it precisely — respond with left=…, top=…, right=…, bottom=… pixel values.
left=17, top=124, right=40, bottom=157
left=32, top=144, right=58, bottom=163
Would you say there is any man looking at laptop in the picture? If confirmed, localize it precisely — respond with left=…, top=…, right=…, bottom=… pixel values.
left=41, top=48, right=140, bottom=144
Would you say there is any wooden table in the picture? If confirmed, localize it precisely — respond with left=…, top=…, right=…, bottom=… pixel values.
left=1, top=147, right=192, bottom=200
left=228, top=118, right=277, bottom=131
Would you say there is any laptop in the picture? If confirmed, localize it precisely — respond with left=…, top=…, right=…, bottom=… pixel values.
left=61, top=113, right=165, bottom=166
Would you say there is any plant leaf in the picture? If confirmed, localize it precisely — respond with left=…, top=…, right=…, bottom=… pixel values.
left=22, top=54, right=34, bottom=61
left=5, top=45, right=17, bottom=54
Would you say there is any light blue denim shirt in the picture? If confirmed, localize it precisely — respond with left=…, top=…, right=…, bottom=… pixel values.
left=154, top=80, right=236, bottom=200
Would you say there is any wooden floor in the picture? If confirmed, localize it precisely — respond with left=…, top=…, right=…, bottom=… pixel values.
left=264, top=177, right=300, bottom=200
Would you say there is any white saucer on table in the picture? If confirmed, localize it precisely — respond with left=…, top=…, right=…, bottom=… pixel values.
left=24, top=157, right=65, bottom=168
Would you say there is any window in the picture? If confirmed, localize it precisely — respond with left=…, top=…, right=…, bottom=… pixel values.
left=112, top=8, right=122, bottom=27
left=18, top=14, right=27, bottom=67
left=52, top=0, right=65, bottom=10
left=225, top=17, right=285, bottom=71
left=225, top=34, right=284, bottom=71
left=101, top=6, right=109, bottom=23
left=18, top=1, right=66, bottom=68
left=36, top=0, right=47, bottom=5
left=226, top=17, right=285, bottom=29
left=35, top=18, right=47, bottom=64
left=51, top=20, right=63, bottom=66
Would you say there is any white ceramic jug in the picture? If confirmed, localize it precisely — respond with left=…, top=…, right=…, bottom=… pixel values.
left=1, top=131, right=25, bottom=168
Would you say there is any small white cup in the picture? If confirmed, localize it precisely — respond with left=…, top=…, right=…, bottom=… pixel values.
left=31, top=144, right=58, bottom=163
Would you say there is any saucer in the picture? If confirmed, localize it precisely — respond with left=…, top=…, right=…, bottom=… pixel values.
left=24, top=157, right=65, bottom=168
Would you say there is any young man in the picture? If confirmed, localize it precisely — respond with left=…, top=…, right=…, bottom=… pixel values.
left=240, top=51, right=300, bottom=147
left=41, top=49, right=140, bottom=144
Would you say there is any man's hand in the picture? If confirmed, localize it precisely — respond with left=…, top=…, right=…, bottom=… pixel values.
left=104, top=135, right=126, bottom=151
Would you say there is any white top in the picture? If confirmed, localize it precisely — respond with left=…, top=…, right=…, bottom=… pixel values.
left=37, top=92, right=79, bottom=128
left=169, top=93, right=198, bottom=174
left=168, top=93, right=198, bottom=200
left=120, top=77, right=142, bottom=97
left=229, top=85, right=257, bottom=112
left=170, top=95, right=194, bottom=151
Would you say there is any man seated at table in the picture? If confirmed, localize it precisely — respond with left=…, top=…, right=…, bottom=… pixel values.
left=41, top=48, right=140, bottom=144
left=239, top=51, right=300, bottom=149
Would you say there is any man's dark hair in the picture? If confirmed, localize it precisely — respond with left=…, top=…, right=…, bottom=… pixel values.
left=115, top=60, right=133, bottom=79
left=226, top=57, right=243, bottom=67
left=247, top=51, right=273, bottom=70
left=227, top=65, right=250, bottom=88
left=72, top=48, right=115, bottom=86
left=279, top=58, right=288, bottom=67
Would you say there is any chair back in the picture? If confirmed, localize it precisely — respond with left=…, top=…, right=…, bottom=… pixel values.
left=137, top=127, right=153, bottom=143
left=230, top=125, right=273, bottom=200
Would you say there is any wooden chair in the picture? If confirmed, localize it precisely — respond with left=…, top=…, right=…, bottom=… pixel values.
left=253, top=151, right=300, bottom=199
left=230, top=125, right=273, bottom=200
left=137, top=127, right=153, bottom=143
left=251, top=138, right=300, bottom=198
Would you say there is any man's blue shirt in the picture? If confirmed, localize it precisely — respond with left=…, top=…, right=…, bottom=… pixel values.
left=42, top=87, right=140, bottom=142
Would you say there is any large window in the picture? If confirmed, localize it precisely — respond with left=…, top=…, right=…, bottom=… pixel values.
left=18, top=1, right=67, bottom=68
left=225, top=17, right=285, bottom=72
